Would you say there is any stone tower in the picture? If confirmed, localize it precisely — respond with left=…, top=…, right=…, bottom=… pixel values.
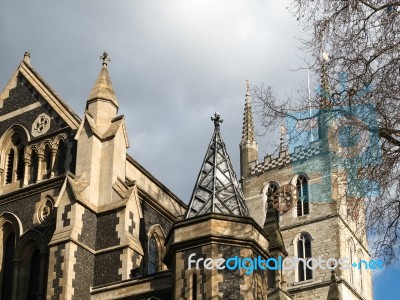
left=240, top=82, right=373, bottom=300
left=48, top=52, right=144, bottom=298
left=166, top=113, right=269, bottom=299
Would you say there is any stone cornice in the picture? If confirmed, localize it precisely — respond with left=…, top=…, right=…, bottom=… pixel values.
left=0, top=176, right=65, bottom=204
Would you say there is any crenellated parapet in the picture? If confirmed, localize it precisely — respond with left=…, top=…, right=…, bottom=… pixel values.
left=250, top=140, right=322, bottom=175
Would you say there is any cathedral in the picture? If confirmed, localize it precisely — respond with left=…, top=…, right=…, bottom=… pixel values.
left=0, top=52, right=373, bottom=299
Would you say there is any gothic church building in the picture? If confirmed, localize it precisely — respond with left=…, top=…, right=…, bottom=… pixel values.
left=0, top=53, right=372, bottom=299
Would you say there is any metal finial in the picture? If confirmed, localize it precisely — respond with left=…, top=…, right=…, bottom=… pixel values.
left=211, top=112, right=223, bottom=128
left=100, top=51, right=111, bottom=67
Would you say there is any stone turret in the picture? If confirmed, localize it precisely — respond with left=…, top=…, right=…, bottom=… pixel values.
left=166, top=113, right=269, bottom=299
left=75, top=52, right=129, bottom=206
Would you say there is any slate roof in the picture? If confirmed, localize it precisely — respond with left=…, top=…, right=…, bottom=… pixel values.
left=186, top=113, right=249, bottom=218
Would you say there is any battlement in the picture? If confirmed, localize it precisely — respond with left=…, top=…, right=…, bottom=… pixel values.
left=250, top=139, right=322, bottom=175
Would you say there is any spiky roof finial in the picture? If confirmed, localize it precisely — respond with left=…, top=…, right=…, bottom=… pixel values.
left=100, top=51, right=111, bottom=67
left=211, top=112, right=223, bottom=129
left=185, top=114, right=249, bottom=218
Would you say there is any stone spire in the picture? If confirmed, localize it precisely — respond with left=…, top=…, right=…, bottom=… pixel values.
left=86, top=52, right=119, bottom=132
left=241, top=80, right=256, bottom=144
left=327, top=270, right=342, bottom=300
left=279, top=123, right=288, bottom=153
left=239, top=81, right=258, bottom=179
left=87, top=52, right=118, bottom=109
left=320, top=52, right=331, bottom=109
left=186, top=112, right=249, bottom=218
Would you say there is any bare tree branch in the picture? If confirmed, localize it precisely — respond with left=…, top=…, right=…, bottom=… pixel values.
left=254, top=0, right=400, bottom=263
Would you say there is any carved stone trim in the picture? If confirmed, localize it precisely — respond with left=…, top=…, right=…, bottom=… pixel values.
left=32, top=113, right=51, bottom=137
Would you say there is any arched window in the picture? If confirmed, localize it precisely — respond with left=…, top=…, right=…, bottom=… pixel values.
left=5, top=149, right=15, bottom=184
left=43, top=146, right=52, bottom=180
left=56, top=140, right=67, bottom=175
left=1, top=231, right=15, bottom=299
left=192, top=273, right=197, bottom=300
left=296, top=175, right=309, bottom=216
left=3, top=133, right=25, bottom=185
left=28, top=250, right=40, bottom=300
left=267, top=269, right=276, bottom=289
left=148, top=236, right=159, bottom=275
left=348, top=239, right=355, bottom=285
left=357, top=250, right=364, bottom=294
left=297, top=233, right=312, bottom=281
left=30, top=150, right=39, bottom=184
left=17, top=148, right=24, bottom=181
left=266, top=182, right=280, bottom=223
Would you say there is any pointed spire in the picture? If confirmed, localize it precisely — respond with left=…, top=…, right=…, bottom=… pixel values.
left=327, top=270, right=342, bottom=300
left=241, top=80, right=256, bottom=145
left=320, top=52, right=331, bottom=108
left=87, top=52, right=118, bottom=108
left=279, top=124, right=288, bottom=153
left=186, top=113, right=249, bottom=218
left=263, top=198, right=286, bottom=253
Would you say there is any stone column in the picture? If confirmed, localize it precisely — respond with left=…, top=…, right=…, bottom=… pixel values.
left=50, top=148, right=57, bottom=178
left=11, top=259, right=22, bottom=300
left=0, top=168, right=3, bottom=192
left=23, top=158, right=30, bottom=186
left=37, top=153, right=44, bottom=182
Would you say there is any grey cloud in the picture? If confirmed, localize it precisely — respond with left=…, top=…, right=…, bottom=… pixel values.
left=1, top=0, right=304, bottom=202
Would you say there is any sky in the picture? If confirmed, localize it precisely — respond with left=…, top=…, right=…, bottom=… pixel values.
left=0, top=0, right=398, bottom=298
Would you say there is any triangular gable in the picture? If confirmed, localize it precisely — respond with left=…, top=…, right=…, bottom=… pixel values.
left=0, top=57, right=80, bottom=130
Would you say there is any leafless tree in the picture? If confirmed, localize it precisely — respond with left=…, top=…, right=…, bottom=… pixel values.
left=253, top=1, right=400, bottom=263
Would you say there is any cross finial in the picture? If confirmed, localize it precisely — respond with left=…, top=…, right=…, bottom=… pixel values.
left=100, top=51, right=111, bottom=67
left=211, top=112, right=223, bottom=128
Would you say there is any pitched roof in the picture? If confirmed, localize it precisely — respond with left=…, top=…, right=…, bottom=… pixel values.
left=0, top=52, right=81, bottom=129
left=185, top=113, right=249, bottom=218
left=87, top=65, right=118, bottom=108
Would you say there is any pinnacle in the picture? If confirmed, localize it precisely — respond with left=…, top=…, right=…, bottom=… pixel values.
left=87, top=64, right=118, bottom=108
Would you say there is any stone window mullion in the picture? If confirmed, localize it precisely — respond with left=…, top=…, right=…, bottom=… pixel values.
left=50, top=148, right=57, bottom=178
left=23, top=157, right=31, bottom=186
left=37, top=153, right=44, bottom=182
